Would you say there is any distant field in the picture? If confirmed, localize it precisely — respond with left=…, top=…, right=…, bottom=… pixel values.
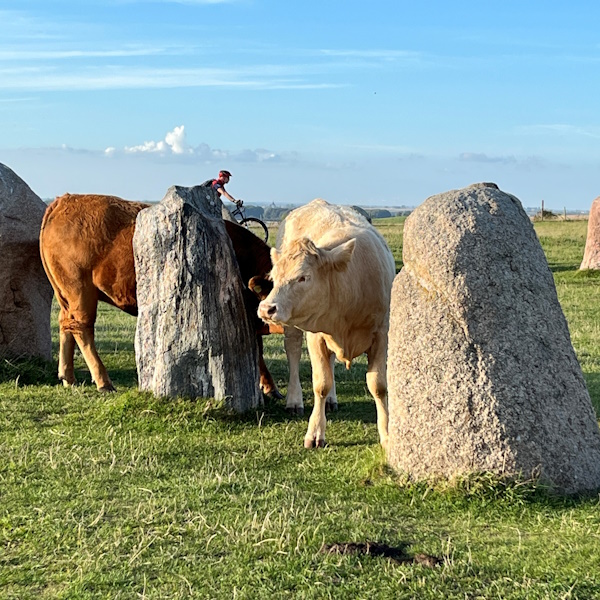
left=2, top=218, right=600, bottom=599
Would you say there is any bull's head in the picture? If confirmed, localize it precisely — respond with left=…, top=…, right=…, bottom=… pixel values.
left=257, top=237, right=355, bottom=327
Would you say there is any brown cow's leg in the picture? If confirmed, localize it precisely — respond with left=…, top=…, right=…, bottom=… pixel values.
left=304, top=332, right=333, bottom=448
left=72, top=327, right=115, bottom=392
left=58, top=320, right=76, bottom=386
left=64, top=282, right=115, bottom=392
left=257, top=336, right=283, bottom=399
left=366, top=330, right=389, bottom=450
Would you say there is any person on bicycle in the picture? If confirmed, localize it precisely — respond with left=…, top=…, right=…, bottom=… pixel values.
left=211, top=170, right=242, bottom=208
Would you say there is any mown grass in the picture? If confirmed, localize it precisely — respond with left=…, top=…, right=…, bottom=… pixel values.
left=2, top=218, right=600, bottom=599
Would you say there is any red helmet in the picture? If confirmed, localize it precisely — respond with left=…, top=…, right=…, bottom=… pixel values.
left=218, top=170, right=232, bottom=178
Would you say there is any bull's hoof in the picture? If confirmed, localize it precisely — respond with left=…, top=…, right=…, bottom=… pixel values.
left=60, top=378, right=75, bottom=388
left=325, top=401, right=338, bottom=413
left=286, top=406, right=304, bottom=417
left=98, top=383, right=116, bottom=393
left=304, top=437, right=326, bottom=449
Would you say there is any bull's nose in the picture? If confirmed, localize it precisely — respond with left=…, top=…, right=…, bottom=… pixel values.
left=258, top=302, right=277, bottom=320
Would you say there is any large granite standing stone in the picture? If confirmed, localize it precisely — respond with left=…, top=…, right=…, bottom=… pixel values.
left=133, top=185, right=262, bottom=412
left=580, top=196, right=600, bottom=270
left=0, top=163, right=53, bottom=360
left=387, top=183, right=600, bottom=494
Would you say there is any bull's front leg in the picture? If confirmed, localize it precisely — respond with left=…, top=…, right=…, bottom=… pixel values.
left=304, top=332, right=334, bottom=448
left=366, top=329, right=389, bottom=450
left=284, top=326, right=304, bottom=415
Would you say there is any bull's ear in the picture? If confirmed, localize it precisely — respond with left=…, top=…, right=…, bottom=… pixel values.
left=270, top=247, right=280, bottom=264
left=325, top=238, right=356, bottom=271
left=248, top=275, right=273, bottom=300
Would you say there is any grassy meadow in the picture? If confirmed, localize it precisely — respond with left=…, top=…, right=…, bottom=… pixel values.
left=2, top=217, right=600, bottom=599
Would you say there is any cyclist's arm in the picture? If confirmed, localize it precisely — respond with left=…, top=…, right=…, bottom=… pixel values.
left=216, top=188, right=240, bottom=205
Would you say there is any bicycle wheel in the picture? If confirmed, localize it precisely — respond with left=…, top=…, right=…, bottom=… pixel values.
left=239, top=217, right=269, bottom=243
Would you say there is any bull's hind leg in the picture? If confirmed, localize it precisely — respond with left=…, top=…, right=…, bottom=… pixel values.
left=304, top=332, right=334, bottom=448
left=325, top=352, right=338, bottom=413
left=366, top=330, right=389, bottom=449
left=62, top=283, right=115, bottom=392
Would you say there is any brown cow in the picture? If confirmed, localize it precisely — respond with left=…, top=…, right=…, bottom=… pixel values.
left=39, top=193, right=281, bottom=396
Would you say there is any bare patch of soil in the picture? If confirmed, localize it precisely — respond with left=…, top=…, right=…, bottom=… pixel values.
left=320, top=542, right=442, bottom=567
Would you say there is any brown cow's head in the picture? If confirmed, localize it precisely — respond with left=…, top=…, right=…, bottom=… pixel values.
left=248, top=275, right=273, bottom=301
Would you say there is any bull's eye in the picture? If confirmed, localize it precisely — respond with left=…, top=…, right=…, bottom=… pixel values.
left=297, top=276, right=306, bottom=283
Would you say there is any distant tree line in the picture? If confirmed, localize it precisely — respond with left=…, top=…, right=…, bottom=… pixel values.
left=243, top=204, right=412, bottom=222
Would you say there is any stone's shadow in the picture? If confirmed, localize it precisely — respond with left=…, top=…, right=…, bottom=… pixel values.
left=0, top=356, right=57, bottom=385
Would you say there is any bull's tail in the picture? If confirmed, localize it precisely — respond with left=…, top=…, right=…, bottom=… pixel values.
left=39, top=198, right=70, bottom=313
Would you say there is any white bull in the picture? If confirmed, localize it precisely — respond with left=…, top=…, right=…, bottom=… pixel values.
left=256, top=199, right=396, bottom=448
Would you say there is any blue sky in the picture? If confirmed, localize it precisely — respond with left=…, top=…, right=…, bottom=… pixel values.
left=1, top=1, right=599, bottom=210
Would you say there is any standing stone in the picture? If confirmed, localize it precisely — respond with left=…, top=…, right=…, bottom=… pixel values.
left=0, top=163, right=53, bottom=360
left=133, top=185, right=262, bottom=412
left=387, top=183, right=600, bottom=494
left=580, top=196, right=600, bottom=270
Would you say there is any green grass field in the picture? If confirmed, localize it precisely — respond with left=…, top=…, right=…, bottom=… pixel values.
left=2, top=218, right=600, bottom=599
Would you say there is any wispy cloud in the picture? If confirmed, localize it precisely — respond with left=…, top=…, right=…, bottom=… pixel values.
left=112, top=0, right=235, bottom=4
left=0, top=47, right=175, bottom=61
left=459, top=152, right=547, bottom=170
left=320, top=49, right=423, bottom=61
left=516, top=124, right=600, bottom=139
left=0, top=64, right=345, bottom=92
left=459, top=152, right=517, bottom=164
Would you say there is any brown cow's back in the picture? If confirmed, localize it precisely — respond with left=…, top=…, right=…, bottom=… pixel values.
left=41, top=194, right=149, bottom=315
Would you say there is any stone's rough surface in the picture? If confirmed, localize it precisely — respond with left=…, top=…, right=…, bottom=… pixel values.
left=0, top=163, right=53, bottom=360
left=133, top=185, right=262, bottom=411
left=580, top=196, right=600, bottom=270
left=387, top=182, right=600, bottom=494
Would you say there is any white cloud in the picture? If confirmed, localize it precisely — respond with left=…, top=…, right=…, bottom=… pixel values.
left=123, top=125, right=189, bottom=154
left=165, top=125, right=189, bottom=154
left=111, top=125, right=292, bottom=163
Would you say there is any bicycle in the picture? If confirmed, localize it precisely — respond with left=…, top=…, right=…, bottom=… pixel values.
left=230, top=201, right=269, bottom=243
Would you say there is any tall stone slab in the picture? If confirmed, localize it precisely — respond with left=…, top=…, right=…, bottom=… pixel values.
left=0, top=163, right=53, bottom=360
left=133, top=185, right=262, bottom=412
left=387, top=183, right=600, bottom=494
left=580, top=196, right=600, bottom=270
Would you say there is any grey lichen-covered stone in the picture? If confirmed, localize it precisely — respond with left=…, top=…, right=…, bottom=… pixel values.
left=580, top=196, right=600, bottom=270
left=387, top=182, right=600, bottom=494
left=0, top=163, right=53, bottom=360
left=133, top=184, right=262, bottom=412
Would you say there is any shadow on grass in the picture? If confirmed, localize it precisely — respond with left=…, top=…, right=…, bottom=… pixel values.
left=0, top=356, right=57, bottom=386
